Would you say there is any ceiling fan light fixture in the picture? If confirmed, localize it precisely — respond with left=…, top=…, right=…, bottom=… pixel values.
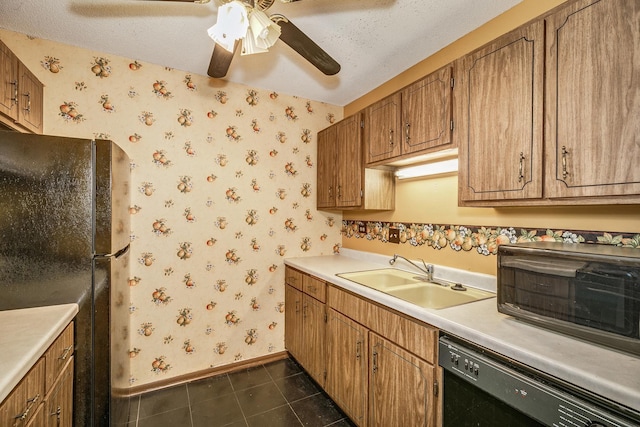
left=241, top=26, right=269, bottom=55
left=249, top=8, right=281, bottom=50
left=207, top=1, right=249, bottom=52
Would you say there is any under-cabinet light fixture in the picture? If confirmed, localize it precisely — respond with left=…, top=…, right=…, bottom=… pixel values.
left=395, top=158, right=458, bottom=180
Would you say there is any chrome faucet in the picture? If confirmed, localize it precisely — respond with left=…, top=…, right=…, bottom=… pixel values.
left=389, top=254, right=434, bottom=282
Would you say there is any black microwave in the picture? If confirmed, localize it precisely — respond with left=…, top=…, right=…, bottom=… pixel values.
left=497, top=242, right=640, bottom=356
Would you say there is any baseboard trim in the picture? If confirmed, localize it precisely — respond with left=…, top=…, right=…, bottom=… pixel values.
left=113, top=351, right=290, bottom=398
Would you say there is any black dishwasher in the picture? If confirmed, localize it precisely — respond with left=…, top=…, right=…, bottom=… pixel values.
left=439, top=335, right=640, bottom=427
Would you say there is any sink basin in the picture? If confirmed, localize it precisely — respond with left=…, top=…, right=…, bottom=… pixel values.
left=337, top=268, right=422, bottom=291
left=337, top=268, right=495, bottom=309
left=386, top=283, right=493, bottom=309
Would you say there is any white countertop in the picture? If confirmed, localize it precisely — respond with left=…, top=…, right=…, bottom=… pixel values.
left=0, top=304, right=78, bottom=403
left=285, top=249, right=640, bottom=415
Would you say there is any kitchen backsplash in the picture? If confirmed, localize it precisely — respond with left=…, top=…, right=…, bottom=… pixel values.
left=342, top=220, right=640, bottom=255
left=0, top=29, right=342, bottom=390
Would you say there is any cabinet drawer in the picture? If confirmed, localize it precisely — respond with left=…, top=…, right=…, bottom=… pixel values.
left=0, top=358, right=45, bottom=427
left=303, top=275, right=326, bottom=303
left=328, top=285, right=437, bottom=363
left=45, top=323, right=74, bottom=393
left=285, top=267, right=303, bottom=290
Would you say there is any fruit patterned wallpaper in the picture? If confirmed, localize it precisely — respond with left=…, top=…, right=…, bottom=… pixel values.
left=0, top=29, right=343, bottom=389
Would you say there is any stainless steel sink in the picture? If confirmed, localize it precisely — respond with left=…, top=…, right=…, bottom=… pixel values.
left=337, top=268, right=495, bottom=309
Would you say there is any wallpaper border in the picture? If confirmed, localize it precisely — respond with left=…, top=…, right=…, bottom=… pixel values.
left=341, top=220, right=640, bottom=255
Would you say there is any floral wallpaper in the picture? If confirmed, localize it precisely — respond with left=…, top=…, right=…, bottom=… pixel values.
left=343, top=220, right=640, bottom=255
left=0, top=29, right=343, bottom=390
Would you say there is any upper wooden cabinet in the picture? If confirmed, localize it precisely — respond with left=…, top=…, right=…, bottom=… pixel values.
left=457, top=20, right=545, bottom=203
left=317, top=113, right=395, bottom=211
left=0, top=39, right=44, bottom=134
left=402, top=66, right=454, bottom=156
left=458, top=0, right=640, bottom=206
left=364, top=65, right=455, bottom=166
left=363, top=93, right=402, bottom=165
left=544, top=0, right=640, bottom=200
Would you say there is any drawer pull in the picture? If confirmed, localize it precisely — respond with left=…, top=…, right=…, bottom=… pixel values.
left=14, top=393, right=40, bottom=424
left=356, top=341, right=362, bottom=360
left=59, top=345, right=73, bottom=360
left=308, top=285, right=316, bottom=293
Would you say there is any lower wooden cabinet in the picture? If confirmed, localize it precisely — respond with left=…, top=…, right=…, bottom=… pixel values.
left=43, top=357, right=74, bottom=427
left=369, top=333, right=435, bottom=427
left=0, top=359, right=45, bottom=427
left=284, top=284, right=303, bottom=361
left=284, top=267, right=327, bottom=387
left=285, top=269, right=441, bottom=427
left=326, top=309, right=368, bottom=426
left=0, top=322, right=74, bottom=427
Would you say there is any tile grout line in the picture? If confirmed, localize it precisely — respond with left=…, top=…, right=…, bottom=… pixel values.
left=185, top=381, right=194, bottom=427
left=265, top=361, right=305, bottom=426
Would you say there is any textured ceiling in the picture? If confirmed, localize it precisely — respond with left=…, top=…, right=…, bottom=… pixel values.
left=0, top=0, right=521, bottom=106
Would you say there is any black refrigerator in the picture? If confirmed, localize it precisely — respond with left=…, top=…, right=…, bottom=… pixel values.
left=0, top=130, right=130, bottom=426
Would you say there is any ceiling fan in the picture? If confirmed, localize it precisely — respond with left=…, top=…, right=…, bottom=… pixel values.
left=153, top=0, right=341, bottom=78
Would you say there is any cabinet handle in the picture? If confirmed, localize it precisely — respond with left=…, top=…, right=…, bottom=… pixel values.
left=405, top=122, right=410, bottom=144
left=302, top=303, right=308, bottom=318
left=356, top=341, right=361, bottom=360
left=518, top=152, right=525, bottom=182
left=328, top=186, right=332, bottom=198
left=22, top=91, right=31, bottom=113
left=389, top=129, right=394, bottom=146
left=13, top=393, right=40, bottom=424
left=561, top=146, right=570, bottom=179
left=295, top=300, right=300, bottom=314
left=372, top=350, right=378, bottom=373
left=10, top=80, right=18, bottom=105
left=337, top=185, right=342, bottom=199
left=53, top=406, right=62, bottom=427
left=58, top=345, right=73, bottom=360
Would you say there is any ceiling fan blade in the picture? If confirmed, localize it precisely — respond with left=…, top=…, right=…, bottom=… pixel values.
left=271, top=14, right=340, bottom=76
left=208, top=41, right=238, bottom=78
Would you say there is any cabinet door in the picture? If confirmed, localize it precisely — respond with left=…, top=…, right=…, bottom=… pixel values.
left=402, top=66, right=454, bottom=155
left=44, top=357, right=74, bottom=427
left=326, top=309, right=368, bottom=427
left=302, top=294, right=326, bottom=387
left=545, top=0, right=640, bottom=198
left=364, top=93, right=402, bottom=165
left=458, top=20, right=544, bottom=203
left=0, top=358, right=45, bottom=427
left=317, top=125, right=337, bottom=208
left=0, top=40, right=18, bottom=120
left=369, top=333, right=435, bottom=427
left=284, top=285, right=303, bottom=361
left=335, top=114, right=363, bottom=207
left=17, top=62, right=44, bottom=134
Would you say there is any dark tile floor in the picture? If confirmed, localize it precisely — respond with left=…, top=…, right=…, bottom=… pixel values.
left=120, top=357, right=356, bottom=427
